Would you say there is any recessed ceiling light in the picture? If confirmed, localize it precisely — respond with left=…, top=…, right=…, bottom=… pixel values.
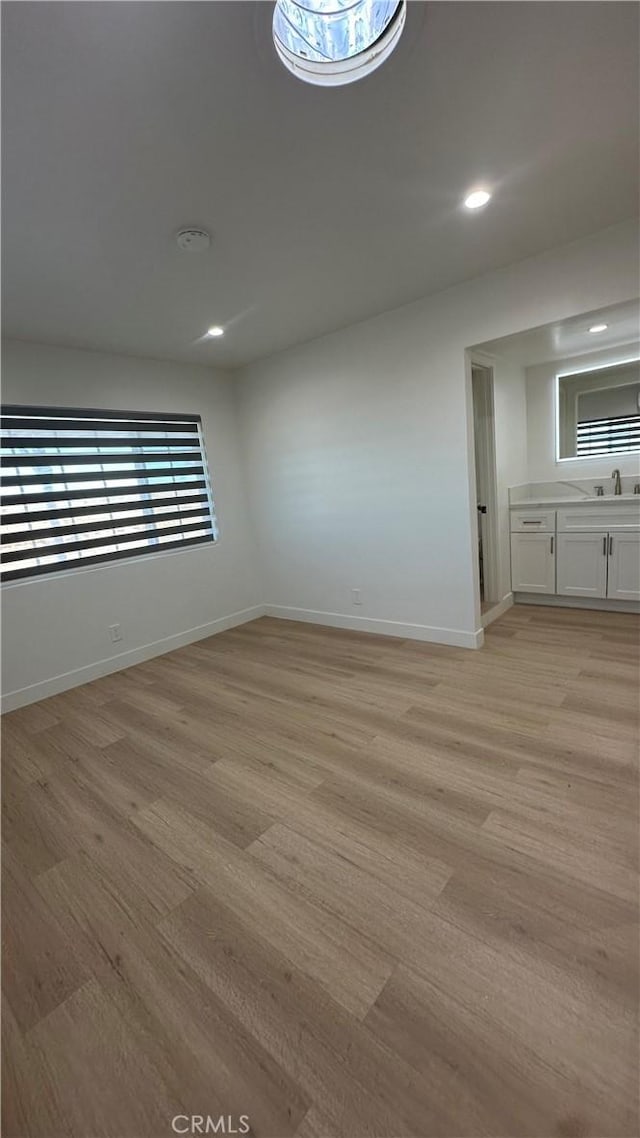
left=272, top=0, right=406, bottom=87
left=464, top=189, right=491, bottom=210
left=207, top=326, right=224, bottom=337
left=588, top=323, right=608, bottom=334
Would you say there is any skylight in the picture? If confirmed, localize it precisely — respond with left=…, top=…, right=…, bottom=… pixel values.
left=272, top=0, right=406, bottom=86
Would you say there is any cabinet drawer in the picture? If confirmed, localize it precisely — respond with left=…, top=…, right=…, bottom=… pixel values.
left=557, top=505, right=640, bottom=532
left=510, top=509, right=556, bottom=533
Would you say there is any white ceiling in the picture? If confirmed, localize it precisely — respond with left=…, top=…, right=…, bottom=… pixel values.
left=475, top=299, right=640, bottom=368
left=2, top=1, right=639, bottom=368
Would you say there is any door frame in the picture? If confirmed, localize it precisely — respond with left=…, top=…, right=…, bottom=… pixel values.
left=469, top=355, right=500, bottom=610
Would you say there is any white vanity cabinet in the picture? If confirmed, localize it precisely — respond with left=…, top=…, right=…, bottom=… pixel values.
left=556, top=507, right=640, bottom=600
left=510, top=499, right=640, bottom=604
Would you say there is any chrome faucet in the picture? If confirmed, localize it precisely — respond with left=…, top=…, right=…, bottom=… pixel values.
left=611, top=469, right=622, bottom=496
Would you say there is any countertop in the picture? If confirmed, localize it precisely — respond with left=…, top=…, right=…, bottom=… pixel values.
left=510, top=495, right=640, bottom=508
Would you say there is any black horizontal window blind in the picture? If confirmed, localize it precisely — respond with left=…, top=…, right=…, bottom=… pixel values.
left=1, top=406, right=217, bottom=582
left=576, top=413, right=640, bottom=456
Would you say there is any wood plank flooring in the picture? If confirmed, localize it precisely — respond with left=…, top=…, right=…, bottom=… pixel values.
left=2, top=605, right=639, bottom=1138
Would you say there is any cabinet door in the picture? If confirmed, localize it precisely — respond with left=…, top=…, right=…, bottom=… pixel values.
left=556, top=532, right=607, bottom=598
left=510, top=532, right=555, bottom=594
left=607, top=533, right=640, bottom=601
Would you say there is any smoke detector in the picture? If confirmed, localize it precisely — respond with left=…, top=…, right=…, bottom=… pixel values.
left=176, top=228, right=211, bottom=253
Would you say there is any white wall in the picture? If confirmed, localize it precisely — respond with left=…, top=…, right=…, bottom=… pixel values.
left=526, top=341, right=640, bottom=482
left=1, top=340, right=262, bottom=709
left=238, top=220, right=639, bottom=647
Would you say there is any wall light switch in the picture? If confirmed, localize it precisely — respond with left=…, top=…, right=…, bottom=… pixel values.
left=109, top=624, right=122, bottom=643
left=352, top=588, right=362, bottom=605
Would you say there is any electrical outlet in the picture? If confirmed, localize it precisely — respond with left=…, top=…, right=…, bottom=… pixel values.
left=352, top=588, right=362, bottom=605
left=109, top=624, right=122, bottom=643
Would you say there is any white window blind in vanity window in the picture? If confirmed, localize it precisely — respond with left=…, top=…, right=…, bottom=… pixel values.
left=576, top=413, right=640, bottom=456
left=1, top=405, right=218, bottom=582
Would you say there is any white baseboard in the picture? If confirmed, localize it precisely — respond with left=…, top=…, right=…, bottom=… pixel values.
left=482, top=592, right=514, bottom=628
left=1, top=605, right=266, bottom=713
left=2, top=601, right=484, bottom=714
left=514, top=593, right=640, bottom=614
left=264, top=604, right=483, bottom=649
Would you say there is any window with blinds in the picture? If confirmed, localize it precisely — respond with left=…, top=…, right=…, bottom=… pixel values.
left=576, top=413, right=640, bottom=456
left=1, top=406, right=218, bottom=583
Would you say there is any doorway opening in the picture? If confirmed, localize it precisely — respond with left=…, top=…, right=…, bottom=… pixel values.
left=471, top=362, right=500, bottom=621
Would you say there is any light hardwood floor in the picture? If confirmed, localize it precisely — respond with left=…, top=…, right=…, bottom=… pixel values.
left=2, top=605, right=639, bottom=1138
